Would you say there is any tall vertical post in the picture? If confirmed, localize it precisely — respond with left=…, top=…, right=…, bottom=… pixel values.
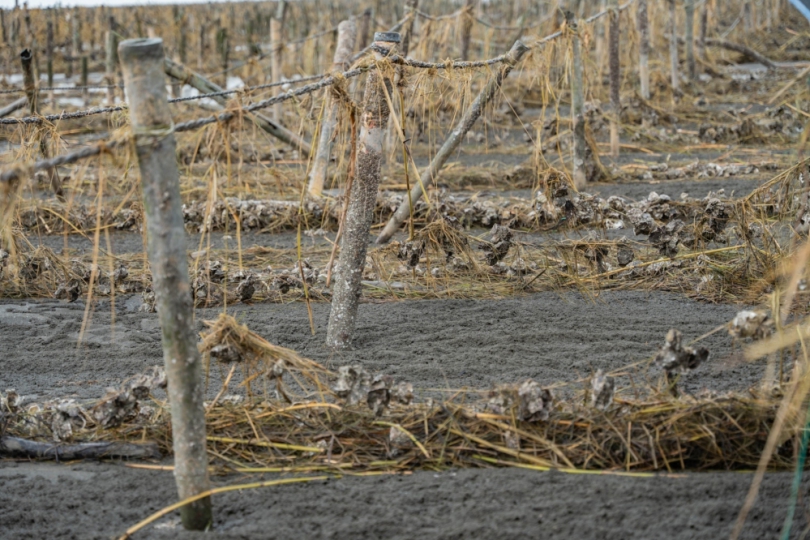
left=571, top=15, right=587, bottom=188
left=197, top=22, right=206, bottom=71
left=698, top=1, right=707, bottom=61
left=270, top=17, right=283, bottom=122
left=460, top=0, right=475, bottom=61
left=685, top=0, right=696, bottom=81
left=308, top=19, right=357, bottom=197
left=668, top=0, right=679, bottom=94
left=118, top=37, right=212, bottom=531
left=357, top=7, right=372, bottom=50
left=326, top=32, right=400, bottom=350
left=608, top=0, right=620, bottom=159
left=215, top=26, right=228, bottom=88
left=105, top=29, right=116, bottom=105
left=46, top=21, right=54, bottom=107
left=637, top=0, right=650, bottom=100
left=81, top=55, right=88, bottom=106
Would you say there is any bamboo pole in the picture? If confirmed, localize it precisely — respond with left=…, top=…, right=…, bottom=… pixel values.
left=668, top=0, right=680, bottom=94
left=638, top=0, right=650, bottom=100
left=163, top=57, right=311, bottom=155
left=376, top=39, right=531, bottom=245
left=118, top=37, right=212, bottom=532
left=608, top=0, right=620, bottom=159
left=326, top=32, right=401, bottom=350
left=308, top=19, right=357, bottom=197
left=685, top=0, right=696, bottom=81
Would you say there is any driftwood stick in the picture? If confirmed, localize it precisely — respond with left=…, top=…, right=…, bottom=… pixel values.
left=703, top=37, right=778, bottom=70
left=308, top=19, right=357, bottom=197
left=326, top=32, right=400, bottom=350
left=376, top=39, right=530, bottom=244
left=119, top=37, right=212, bottom=531
left=0, top=436, right=161, bottom=460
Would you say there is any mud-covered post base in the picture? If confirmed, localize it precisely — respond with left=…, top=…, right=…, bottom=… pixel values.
left=326, top=32, right=400, bottom=350
left=118, top=37, right=212, bottom=531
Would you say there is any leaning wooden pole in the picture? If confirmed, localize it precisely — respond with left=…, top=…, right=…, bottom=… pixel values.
left=163, top=58, right=312, bottom=155
left=637, top=0, right=650, bottom=100
left=608, top=0, right=620, bottom=159
left=326, top=32, right=400, bottom=350
left=118, top=37, right=212, bottom=531
left=376, top=39, right=531, bottom=244
left=308, top=19, right=357, bottom=197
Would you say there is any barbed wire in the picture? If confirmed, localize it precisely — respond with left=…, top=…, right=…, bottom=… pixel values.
left=0, top=0, right=635, bottom=182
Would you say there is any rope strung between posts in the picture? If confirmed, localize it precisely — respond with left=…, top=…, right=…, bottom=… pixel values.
left=0, top=1, right=634, bottom=179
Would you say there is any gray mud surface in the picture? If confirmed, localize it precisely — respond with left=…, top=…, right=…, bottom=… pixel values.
left=0, top=461, right=805, bottom=539
left=2, top=291, right=760, bottom=402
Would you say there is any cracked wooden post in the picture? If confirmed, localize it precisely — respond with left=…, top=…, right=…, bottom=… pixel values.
left=270, top=16, right=283, bottom=122
left=376, top=39, right=531, bottom=244
left=668, top=0, right=680, bottom=94
left=118, top=37, right=212, bottom=531
left=460, top=0, right=475, bottom=61
left=685, top=0, right=696, bottom=81
left=637, top=0, right=650, bottom=100
left=308, top=19, right=357, bottom=197
left=608, top=0, right=620, bottom=159
left=326, top=32, right=400, bottom=350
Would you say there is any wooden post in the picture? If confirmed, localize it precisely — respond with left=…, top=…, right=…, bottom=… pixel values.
left=376, top=39, right=531, bottom=244
left=668, top=0, right=679, bottom=94
left=326, top=32, right=400, bottom=350
left=698, top=0, right=707, bottom=61
left=106, top=29, right=116, bottom=105
left=270, top=17, right=283, bottom=122
left=81, top=55, right=88, bottom=106
left=460, top=0, right=475, bottom=61
left=197, top=22, right=206, bottom=71
left=685, top=0, right=695, bottom=81
left=595, top=0, right=606, bottom=75
left=22, top=49, right=64, bottom=201
left=638, top=0, right=650, bottom=100
left=308, top=19, right=357, bottom=197
left=118, top=37, right=212, bottom=531
left=216, top=26, right=228, bottom=88
left=46, top=21, right=54, bottom=107
left=608, top=0, right=620, bottom=159
left=743, top=1, right=753, bottom=32
left=357, top=7, right=372, bottom=50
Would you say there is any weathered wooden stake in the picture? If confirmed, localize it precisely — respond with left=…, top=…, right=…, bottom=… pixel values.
left=698, top=1, right=707, bottom=61
left=106, top=30, right=116, bottom=105
left=459, top=0, right=475, bottom=61
left=357, top=7, right=372, bottom=50
left=608, top=0, right=620, bottom=159
left=46, top=21, right=54, bottom=107
left=81, top=55, right=89, bottom=106
left=270, top=17, right=283, bottom=122
left=215, top=27, right=229, bottom=88
left=638, top=0, right=650, bottom=100
left=376, top=39, right=531, bottom=244
left=118, top=37, right=212, bottom=531
left=197, top=22, right=206, bottom=71
left=308, top=19, right=357, bottom=197
left=668, top=0, right=680, bottom=94
left=326, top=32, right=400, bottom=350
left=685, top=0, right=696, bottom=81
